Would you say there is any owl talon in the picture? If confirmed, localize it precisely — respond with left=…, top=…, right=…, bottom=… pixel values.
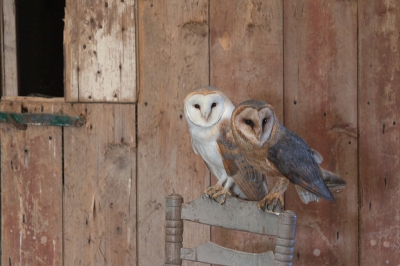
left=204, top=185, right=232, bottom=205
left=212, top=189, right=232, bottom=205
left=204, top=185, right=224, bottom=200
left=257, top=192, right=284, bottom=212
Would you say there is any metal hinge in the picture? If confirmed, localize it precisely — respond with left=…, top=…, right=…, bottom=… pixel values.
left=0, top=112, right=85, bottom=130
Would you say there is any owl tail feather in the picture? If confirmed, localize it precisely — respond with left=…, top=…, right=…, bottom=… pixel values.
left=295, top=170, right=346, bottom=204
left=295, top=185, right=320, bottom=204
left=321, top=169, right=347, bottom=190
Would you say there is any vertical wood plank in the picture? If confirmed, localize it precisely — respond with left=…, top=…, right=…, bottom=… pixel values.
left=0, top=0, right=3, bottom=97
left=210, top=0, right=283, bottom=253
left=359, top=1, right=400, bottom=264
left=64, top=0, right=136, bottom=102
left=137, top=0, right=210, bottom=265
left=63, top=104, right=137, bottom=265
left=2, top=0, right=18, bottom=96
left=1, top=100, right=62, bottom=265
left=284, top=1, right=358, bottom=265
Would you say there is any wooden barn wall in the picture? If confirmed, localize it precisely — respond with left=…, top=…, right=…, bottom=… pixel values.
left=62, top=103, right=137, bottom=265
left=283, top=1, right=358, bottom=265
left=209, top=0, right=283, bottom=254
left=137, top=1, right=210, bottom=265
left=0, top=0, right=399, bottom=265
left=359, top=1, right=400, bottom=265
left=2, top=0, right=18, bottom=96
left=64, top=0, right=137, bottom=102
left=0, top=99, right=64, bottom=265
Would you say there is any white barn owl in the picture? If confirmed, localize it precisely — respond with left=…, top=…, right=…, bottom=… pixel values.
left=183, top=86, right=267, bottom=204
left=231, top=100, right=346, bottom=209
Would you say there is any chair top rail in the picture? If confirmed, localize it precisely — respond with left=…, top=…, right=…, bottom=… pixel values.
left=181, top=194, right=280, bottom=235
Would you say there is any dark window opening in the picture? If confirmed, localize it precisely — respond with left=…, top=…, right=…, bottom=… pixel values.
left=16, top=0, right=65, bottom=97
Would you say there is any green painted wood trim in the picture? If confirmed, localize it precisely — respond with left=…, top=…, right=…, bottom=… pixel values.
left=0, top=112, right=84, bottom=127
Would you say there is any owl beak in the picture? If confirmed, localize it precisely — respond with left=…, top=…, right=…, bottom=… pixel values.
left=202, top=110, right=210, bottom=121
left=255, top=130, right=262, bottom=141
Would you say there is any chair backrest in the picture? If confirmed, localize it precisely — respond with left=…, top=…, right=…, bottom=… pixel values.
left=165, top=193, right=297, bottom=266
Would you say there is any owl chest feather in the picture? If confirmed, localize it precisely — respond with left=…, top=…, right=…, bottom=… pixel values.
left=190, top=126, right=226, bottom=179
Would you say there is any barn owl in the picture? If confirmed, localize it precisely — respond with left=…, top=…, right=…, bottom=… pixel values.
left=231, top=100, right=346, bottom=210
left=184, top=86, right=267, bottom=204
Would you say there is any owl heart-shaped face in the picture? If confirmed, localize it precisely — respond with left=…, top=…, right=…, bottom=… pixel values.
left=232, top=101, right=275, bottom=147
left=184, top=93, right=226, bottom=127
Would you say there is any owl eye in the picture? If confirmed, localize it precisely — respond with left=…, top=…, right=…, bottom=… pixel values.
left=262, top=118, right=268, bottom=125
left=194, top=104, right=200, bottom=109
left=244, top=119, right=254, bottom=127
left=211, top=102, right=217, bottom=108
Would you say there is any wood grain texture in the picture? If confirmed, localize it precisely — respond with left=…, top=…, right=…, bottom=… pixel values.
left=210, top=0, right=283, bottom=253
left=180, top=195, right=296, bottom=265
left=0, top=99, right=63, bottom=265
left=284, top=1, right=358, bottom=265
left=137, top=0, right=210, bottom=265
left=64, top=0, right=136, bottom=102
left=63, top=104, right=136, bottom=265
left=210, top=0, right=283, bottom=117
left=0, top=0, right=3, bottom=97
left=182, top=195, right=280, bottom=235
left=359, top=1, right=400, bottom=265
left=181, top=242, right=274, bottom=265
left=2, top=0, right=18, bottom=96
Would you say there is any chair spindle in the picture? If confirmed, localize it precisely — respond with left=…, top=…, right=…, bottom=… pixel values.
left=165, top=194, right=183, bottom=266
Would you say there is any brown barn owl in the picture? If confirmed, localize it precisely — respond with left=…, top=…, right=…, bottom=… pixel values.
left=231, top=100, right=346, bottom=210
left=183, top=86, right=267, bottom=204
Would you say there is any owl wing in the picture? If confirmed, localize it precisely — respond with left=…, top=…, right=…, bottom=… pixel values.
left=216, top=121, right=267, bottom=201
left=267, top=127, right=334, bottom=201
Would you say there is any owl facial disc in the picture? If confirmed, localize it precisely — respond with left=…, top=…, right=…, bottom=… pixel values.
left=184, top=93, right=226, bottom=127
left=233, top=104, right=275, bottom=147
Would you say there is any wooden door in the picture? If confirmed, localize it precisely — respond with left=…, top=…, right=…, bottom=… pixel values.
left=1, top=0, right=138, bottom=265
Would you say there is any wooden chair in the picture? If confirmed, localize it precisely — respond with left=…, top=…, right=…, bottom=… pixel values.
left=165, top=193, right=297, bottom=266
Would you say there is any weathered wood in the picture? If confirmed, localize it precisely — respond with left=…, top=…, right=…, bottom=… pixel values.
left=2, top=0, right=18, bottom=96
left=1, top=99, right=63, bottom=265
left=0, top=112, right=84, bottom=127
left=283, top=1, right=357, bottom=265
left=210, top=0, right=283, bottom=115
left=275, top=211, right=297, bottom=265
left=63, top=104, right=136, bottom=265
left=359, top=1, right=400, bottom=265
left=182, top=194, right=279, bottom=235
left=137, top=0, right=210, bottom=265
left=64, top=0, right=136, bottom=102
left=179, top=195, right=296, bottom=266
left=210, top=0, right=283, bottom=254
left=165, top=194, right=184, bottom=266
left=1, top=96, right=65, bottom=103
left=0, top=0, right=3, bottom=97
left=181, top=242, right=274, bottom=265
